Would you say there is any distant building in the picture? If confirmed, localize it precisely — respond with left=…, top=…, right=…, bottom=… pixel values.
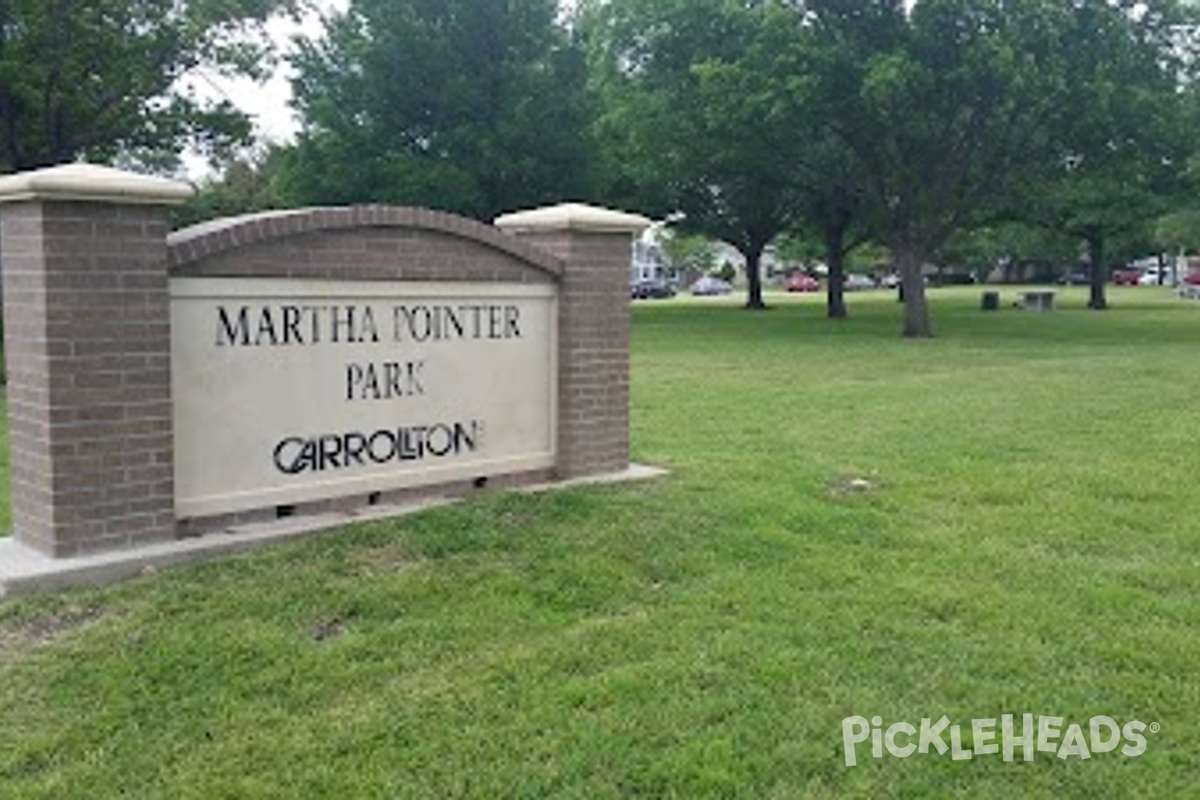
left=630, top=233, right=675, bottom=284
left=711, top=241, right=782, bottom=284
left=629, top=226, right=784, bottom=287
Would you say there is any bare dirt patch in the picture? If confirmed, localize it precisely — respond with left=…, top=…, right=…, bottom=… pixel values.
left=827, top=474, right=879, bottom=498
left=0, top=604, right=106, bottom=657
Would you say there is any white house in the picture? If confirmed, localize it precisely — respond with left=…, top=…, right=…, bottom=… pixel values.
left=712, top=241, right=783, bottom=284
left=629, top=222, right=677, bottom=284
left=629, top=223, right=784, bottom=287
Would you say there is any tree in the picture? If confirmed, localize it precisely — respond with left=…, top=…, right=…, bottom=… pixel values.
left=807, top=0, right=1070, bottom=336
left=1154, top=207, right=1200, bottom=254
left=660, top=230, right=718, bottom=276
left=0, top=0, right=294, bottom=173
left=174, top=145, right=294, bottom=229
left=586, top=0, right=809, bottom=309
left=773, top=230, right=824, bottom=267
left=1009, top=1, right=1200, bottom=309
left=938, top=222, right=1078, bottom=283
left=286, top=0, right=594, bottom=220
left=1145, top=205, right=1200, bottom=283
left=792, top=134, right=872, bottom=319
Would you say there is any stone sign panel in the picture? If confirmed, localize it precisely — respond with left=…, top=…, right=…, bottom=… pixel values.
left=171, top=278, right=557, bottom=517
left=0, top=164, right=650, bottom=593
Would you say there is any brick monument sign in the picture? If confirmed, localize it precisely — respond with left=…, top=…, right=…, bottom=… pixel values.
left=0, top=164, right=654, bottom=593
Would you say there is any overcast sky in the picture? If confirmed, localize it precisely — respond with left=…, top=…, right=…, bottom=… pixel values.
left=255, top=1, right=350, bottom=141
left=182, top=1, right=346, bottom=176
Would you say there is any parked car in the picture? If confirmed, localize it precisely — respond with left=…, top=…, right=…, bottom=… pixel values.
left=1056, top=271, right=1090, bottom=286
left=1111, top=269, right=1141, bottom=286
left=1138, top=268, right=1177, bottom=287
left=879, top=273, right=901, bottom=289
left=784, top=273, right=820, bottom=292
left=630, top=279, right=676, bottom=300
left=844, top=273, right=876, bottom=291
left=690, top=275, right=734, bottom=296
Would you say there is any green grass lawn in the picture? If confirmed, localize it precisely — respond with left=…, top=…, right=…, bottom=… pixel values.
left=1, top=285, right=1198, bottom=798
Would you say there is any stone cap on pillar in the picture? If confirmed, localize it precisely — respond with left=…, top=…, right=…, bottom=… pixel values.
left=495, top=202, right=651, bottom=235
left=0, top=163, right=193, bottom=206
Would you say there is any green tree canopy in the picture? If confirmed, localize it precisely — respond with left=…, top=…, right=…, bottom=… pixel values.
left=659, top=230, right=719, bottom=275
left=0, top=0, right=294, bottom=173
left=1008, top=0, right=1200, bottom=309
left=586, top=0, right=810, bottom=309
left=285, top=0, right=594, bottom=219
left=1154, top=207, right=1200, bottom=254
left=174, top=145, right=293, bottom=229
left=937, top=222, right=1079, bottom=281
left=807, top=0, right=1077, bottom=335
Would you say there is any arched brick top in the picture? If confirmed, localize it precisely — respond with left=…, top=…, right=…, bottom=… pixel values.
left=167, top=205, right=563, bottom=278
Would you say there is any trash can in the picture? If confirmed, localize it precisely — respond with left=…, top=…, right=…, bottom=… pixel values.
left=981, top=290, right=999, bottom=311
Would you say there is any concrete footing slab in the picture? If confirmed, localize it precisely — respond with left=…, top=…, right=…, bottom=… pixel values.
left=0, top=464, right=668, bottom=596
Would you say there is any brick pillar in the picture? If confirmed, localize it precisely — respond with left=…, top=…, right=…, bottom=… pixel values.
left=0, top=164, right=192, bottom=556
left=495, top=203, right=649, bottom=478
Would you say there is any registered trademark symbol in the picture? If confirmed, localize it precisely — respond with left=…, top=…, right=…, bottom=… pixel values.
left=1150, top=722, right=1161, bottom=734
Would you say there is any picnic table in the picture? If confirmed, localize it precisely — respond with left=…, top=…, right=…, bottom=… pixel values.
left=1016, top=290, right=1055, bottom=311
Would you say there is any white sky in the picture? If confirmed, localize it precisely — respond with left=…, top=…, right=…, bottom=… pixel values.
left=248, top=1, right=350, bottom=142
left=182, top=0, right=347, bottom=177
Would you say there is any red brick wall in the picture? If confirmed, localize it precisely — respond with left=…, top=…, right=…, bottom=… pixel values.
left=1, top=200, right=634, bottom=555
left=2, top=201, right=174, bottom=556
left=169, top=206, right=561, bottom=283
left=507, top=230, right=631, bottom=477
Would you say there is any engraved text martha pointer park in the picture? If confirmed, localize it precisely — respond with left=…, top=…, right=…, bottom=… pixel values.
left=213, top=301, right=522, bottom=476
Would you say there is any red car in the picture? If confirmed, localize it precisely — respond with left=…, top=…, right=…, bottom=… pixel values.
left=1111, top=269, right=1141, bottom=286
left=785, top=273, right=820, bottom=292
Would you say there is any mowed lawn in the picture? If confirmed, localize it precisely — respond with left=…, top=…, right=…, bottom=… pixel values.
left=0, top=286, right=1198, bottom=798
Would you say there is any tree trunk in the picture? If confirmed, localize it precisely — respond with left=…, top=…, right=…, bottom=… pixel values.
left=744, top=242, right=768, bottom=310
left=894, top=244, right=932, bottom=337
left=1086, top=234, right=1107, bottom=310
left=825, top=226, right=847, bottom=319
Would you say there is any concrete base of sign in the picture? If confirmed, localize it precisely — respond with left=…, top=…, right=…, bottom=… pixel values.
left=0, top=464, right=668, bottom=596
